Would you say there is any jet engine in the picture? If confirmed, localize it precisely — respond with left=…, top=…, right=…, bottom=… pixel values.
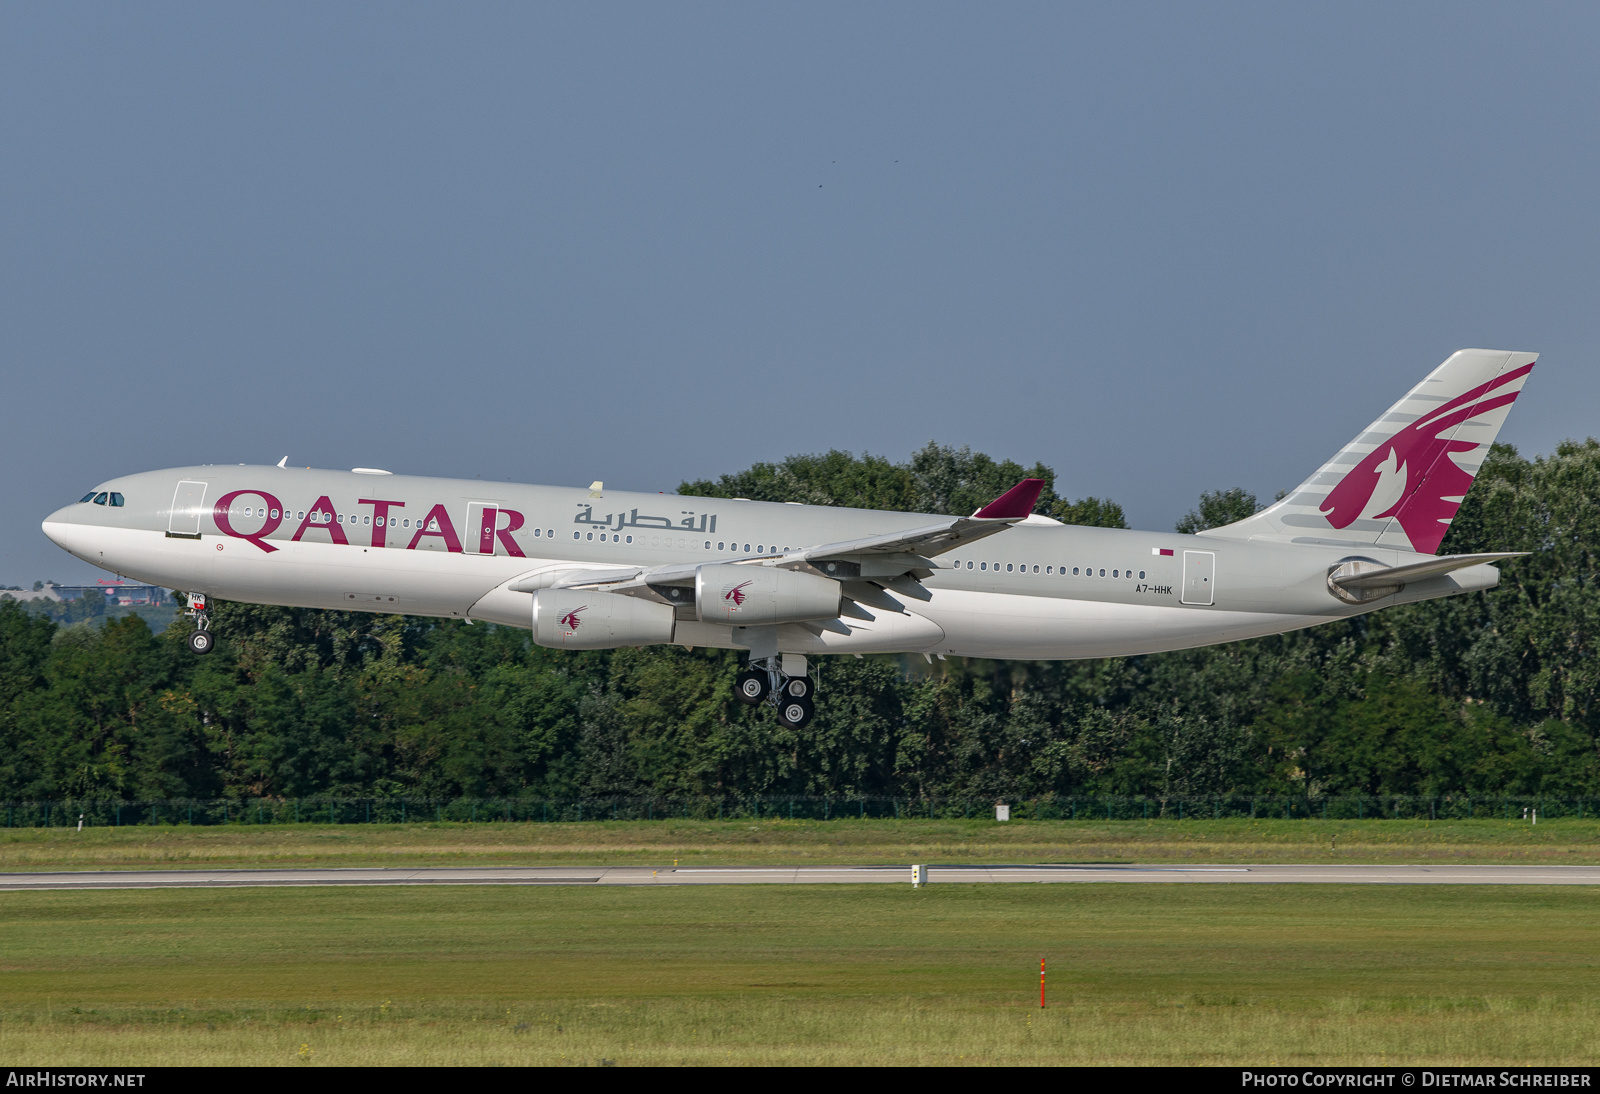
left=693, top=564, right=841, bottom=625
left=532, top=588, right=675, bottom=649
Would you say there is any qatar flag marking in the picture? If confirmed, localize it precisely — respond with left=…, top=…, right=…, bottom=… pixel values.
left=1152, top=548, right=1174, bottom=556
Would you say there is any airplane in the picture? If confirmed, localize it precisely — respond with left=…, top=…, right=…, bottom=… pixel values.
left=42, top=349, right=1535, bottom=730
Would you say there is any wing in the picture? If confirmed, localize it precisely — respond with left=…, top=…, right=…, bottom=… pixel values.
left=519, top=479, right=1047, bottom=635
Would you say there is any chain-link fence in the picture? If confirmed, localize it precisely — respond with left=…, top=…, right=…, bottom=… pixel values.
left=0, top=795, right=1592, bottom=827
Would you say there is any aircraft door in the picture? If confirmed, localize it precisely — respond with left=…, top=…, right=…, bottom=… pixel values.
left=167, top=480, right=208, bottom=538
left=466, top=501, right=523, bottom=556
left=466, top=503, right=496, bottom=554
left=1181, top=550, right=1215, bottom=606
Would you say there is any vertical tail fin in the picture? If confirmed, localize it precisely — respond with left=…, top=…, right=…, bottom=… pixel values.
left=1204, top=349, right=1537, bottom=554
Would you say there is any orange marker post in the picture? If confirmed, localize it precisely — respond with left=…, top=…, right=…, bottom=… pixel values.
left=1040, top=957, right=1046, bottom=1008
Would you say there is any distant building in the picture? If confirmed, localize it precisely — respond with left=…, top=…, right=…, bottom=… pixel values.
left=0, top=581, right=169, bottom=606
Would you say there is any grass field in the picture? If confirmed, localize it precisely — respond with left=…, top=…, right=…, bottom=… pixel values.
left=7, top=819, right=1597, bottom=1065
left=3, top=884, right=1600, bottom=1065
left=0, top=816, right=1596, bottom=871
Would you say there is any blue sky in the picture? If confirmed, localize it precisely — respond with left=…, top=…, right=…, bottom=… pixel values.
left=4, top=3, right=1597, bottom=585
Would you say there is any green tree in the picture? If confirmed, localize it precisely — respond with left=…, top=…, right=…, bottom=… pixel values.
left=1052, top=497, right=1127, bottom=528
left=1175, top=487, right=1260, bottom=533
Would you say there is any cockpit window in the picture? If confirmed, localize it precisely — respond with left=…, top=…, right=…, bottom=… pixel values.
left=108, top=493, right=124, bottom=507
left=79, top=492, right=97, bottom=504
left=92, top=492, right=108, bottom=505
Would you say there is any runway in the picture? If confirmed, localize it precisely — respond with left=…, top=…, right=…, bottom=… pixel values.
left=4, top=863, right=1600, bottom=890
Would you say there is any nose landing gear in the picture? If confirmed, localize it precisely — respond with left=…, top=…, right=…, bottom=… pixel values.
left=735, top=655, right=816, bottom=728
left=184, top=593, right=214, bottom=656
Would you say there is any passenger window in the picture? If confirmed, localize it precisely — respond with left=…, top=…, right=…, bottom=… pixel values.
left=1046, top=566, right=1052, bottom=574
left=743, top=544, right=751, bottom=552
left=1072, top=567, right=1079, bottom=575
left=718, top=541, right=725, bottom=550
left=337, top=514, right=344, bottom=523
left=1033, top=565, right=1039, bottom=574
left=109, top=493, right=125, bottom=507
left=573, top=531, right=580, bottom=539
left=757, top=545, right=765, bottom=553
left=298, top=512, right=305, bottom=521
left=980, top=562, right=987, bottom=571
left=1139, top=570, right=1146, bottom=579
left=1099, top=568, right=1105, bottom=577
left=533, top=528, right=541, bottom=537
left=586, top=532, right=593, bottom=540
left=1113, top=570, right=1119, bottom=578
left=1005, top=564, right=1013, bottom=572
left=270, top=509, right=279, bottom=520
left=363, top=516, right=371, bottom=525
left=705, top=541, right=712, bottom=548
left=966, top=561, right=973, bottom=569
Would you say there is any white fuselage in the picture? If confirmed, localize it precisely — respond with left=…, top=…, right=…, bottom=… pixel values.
left=42, top=464, right=1499, bottom=660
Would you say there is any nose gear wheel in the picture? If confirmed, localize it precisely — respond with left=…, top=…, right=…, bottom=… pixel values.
left=183, top=593, right=215, bottom=656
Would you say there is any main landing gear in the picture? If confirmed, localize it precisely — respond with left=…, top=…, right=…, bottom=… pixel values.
left=184, top=593, right=215, bottom=656
left=735, top=656, right=815, bottom=729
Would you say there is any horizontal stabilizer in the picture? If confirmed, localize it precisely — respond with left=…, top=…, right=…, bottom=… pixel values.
left=1331, top=552, right=1526, bottom=590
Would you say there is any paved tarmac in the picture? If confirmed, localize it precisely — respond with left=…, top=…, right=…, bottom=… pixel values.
left=4, top=863, right=1600, bottom=890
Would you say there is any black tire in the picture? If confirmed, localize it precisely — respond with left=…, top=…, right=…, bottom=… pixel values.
left=735, top=669, right=769, bottom=706
left=187, top=629, right=215, bottom=656
left=781, top=675, right=813, bottom=701
left=776, top=695, right=815, bottom=730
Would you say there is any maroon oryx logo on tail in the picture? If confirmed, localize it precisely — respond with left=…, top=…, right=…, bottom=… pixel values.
left=722, top=581, right=752, bottom=608
left=559, top=606, right=586, bottom=631
left=1319, top=362, right=1533, bottom=553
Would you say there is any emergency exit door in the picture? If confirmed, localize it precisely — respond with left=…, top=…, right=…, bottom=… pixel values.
left=1181, top=550, right=1215, bottom=606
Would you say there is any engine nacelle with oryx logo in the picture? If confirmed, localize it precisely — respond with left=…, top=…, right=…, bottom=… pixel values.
left=531, top=588, right=675, bottom=649
left=693, top=564, right=841, bottom=625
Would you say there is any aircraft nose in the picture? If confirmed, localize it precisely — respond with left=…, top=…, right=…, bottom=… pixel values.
left=42, top=505, right=78, bottom=549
